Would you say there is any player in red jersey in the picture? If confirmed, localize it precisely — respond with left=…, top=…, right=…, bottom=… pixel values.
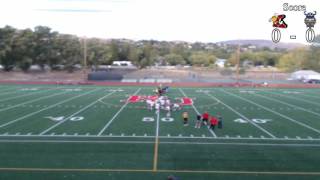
left=210, top=116, right=218, bottom=131
left=202, top=111, right=209, bottom=125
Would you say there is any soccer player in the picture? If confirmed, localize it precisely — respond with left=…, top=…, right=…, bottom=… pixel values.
left=217, top=114, right=223, bottom=129
left=195, top=114, right=202, bottom=128
left=162, top=86, right=169, bottom=93
left=165, top=105, right=171, bottom=117
left=182, top=111, right=189, bottom=126
left=165, top=98, right=171, bottom=107
left=210, top=116, right=218, bottom=130
left=160, top=97, right=165, bottom=108
left=172, top=103, right=181, bottom=111
left=202, top=111, right=209, bottom=125
left=146, top=99, right=152, bottom=111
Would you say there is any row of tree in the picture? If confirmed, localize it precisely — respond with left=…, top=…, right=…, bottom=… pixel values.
left=0, top=25, right=320, bottom=72
left=277, top=44, right=320, bottom=72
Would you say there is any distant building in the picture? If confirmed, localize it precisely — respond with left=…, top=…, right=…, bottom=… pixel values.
left=112, top=61, right=133, bottom=66
left=215, top=59, right=227, bottom=68
left=248, top=45, right=256, bottom=49
left=290, top=70, right=320, bottom=81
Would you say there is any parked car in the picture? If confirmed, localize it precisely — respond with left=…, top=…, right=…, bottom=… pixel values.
left=306, top=79, right=320, bottom=84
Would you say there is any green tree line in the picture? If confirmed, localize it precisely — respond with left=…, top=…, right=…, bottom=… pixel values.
left=1, top=25, right=320, bottom=72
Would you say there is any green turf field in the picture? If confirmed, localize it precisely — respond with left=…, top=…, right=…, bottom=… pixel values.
left=0, top=84, right=319, bottom=180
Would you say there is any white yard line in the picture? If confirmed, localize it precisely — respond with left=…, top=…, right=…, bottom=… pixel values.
left=265, top=90, right=320, bottom=107
left=153, top=106, right=160, bottom=171
left=0, top=86, right=22, bottom=93
left=97, top=88, right=141, bottom=136
left=222, top=89, right=320, bottom=135
left=0, top=90, right=66, bottom=112
left=0, top=87, right=29, bottom=96
left=155, top=105, right=160, bottom=138
left=298, top=93, right=320, bottom=100
left=179, top=88, right=217, bottom=138
left=254, top=93, right=320, bottom=117
left=205, top=91, right=276, bottom=138
left=0, top=89, right=99, bottom=128
left=39, top=91, right=116, bottom=135
left=0, top=88, right=56, bottom=103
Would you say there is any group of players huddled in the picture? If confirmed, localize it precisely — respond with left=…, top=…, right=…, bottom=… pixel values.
left=146, top=84, right=181, bottom=117
left=147, top=84, right=223, bottom=131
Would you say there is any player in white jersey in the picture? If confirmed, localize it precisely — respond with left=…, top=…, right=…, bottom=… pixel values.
left=146, top=99, right=154, bottom=111
left=165, top=104, right=171, bottom=117
left=165, top=99, right=170, bottom=107
left=172, top=103, right=181, bottom=111
left=160, top=98, right=165, bottom=108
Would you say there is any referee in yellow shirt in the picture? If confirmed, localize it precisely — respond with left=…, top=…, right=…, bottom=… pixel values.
left=182, top=111, right=189, bottom=126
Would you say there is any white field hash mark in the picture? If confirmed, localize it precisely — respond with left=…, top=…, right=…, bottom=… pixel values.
left=39, top=90, right=117, bottom=135
left=222, top=89, right=320, bottom=135
left=179, top=88, right=217, bottom=138
left=206, top=91, right=276, bottom=138
left=0, top=89, right=99, bottom=129
left=97, top=88, right=141, bottom=136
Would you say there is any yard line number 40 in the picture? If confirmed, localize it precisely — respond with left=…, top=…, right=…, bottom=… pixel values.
left=45, top=116, right=84, bottom=122
left=234, top=118, right=272, bottom=124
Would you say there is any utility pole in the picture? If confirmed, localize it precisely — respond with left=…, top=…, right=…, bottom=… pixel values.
left=236, top=45, right=240, bottom=84
left=82, top=37, right=87, bottom=81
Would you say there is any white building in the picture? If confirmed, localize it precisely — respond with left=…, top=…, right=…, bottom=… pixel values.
left=290, top=70, right=320, bottom=81
left=112, top=61, right=133, bottom=66
left=215, top=59, right=227, bottom=68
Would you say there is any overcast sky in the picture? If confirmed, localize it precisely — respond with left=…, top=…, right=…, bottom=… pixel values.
left=0, top=0, right=319, bottom=43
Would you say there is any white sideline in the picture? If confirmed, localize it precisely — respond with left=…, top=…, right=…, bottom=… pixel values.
left=39, top=90, right=116, bottom=135
left=0, top=139, right=319, bottom=147
left=205, top=92, right=276, bottom=138
left=0, top=89, right=98, bottom=128
left=0, top=134, right=319, bottom=141
left=97, top=88, right=141, bottom=136
left=222, top=89, right=320, bottom=135
left=179, top=89, right=217, bottom=138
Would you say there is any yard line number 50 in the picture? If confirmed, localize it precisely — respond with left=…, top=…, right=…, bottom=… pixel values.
left=142, top=117, right=174, bottom=122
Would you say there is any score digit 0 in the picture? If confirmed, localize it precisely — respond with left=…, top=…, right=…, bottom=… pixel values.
left=305, top=28, right=315, bottom=43
left=271, top=28, right=281, bottom=43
